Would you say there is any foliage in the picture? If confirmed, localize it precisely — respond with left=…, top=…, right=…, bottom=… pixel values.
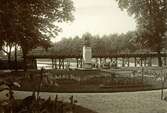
left=116, top=0, right=167, bottom=51
left=50, top=32, right=138, bottom=56
left=0, top=0, right=74, bottom=69
left=116, top=0, right=167, bottom=66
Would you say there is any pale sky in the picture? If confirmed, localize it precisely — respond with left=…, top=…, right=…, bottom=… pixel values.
left=53, top=0, right=136, bottom=42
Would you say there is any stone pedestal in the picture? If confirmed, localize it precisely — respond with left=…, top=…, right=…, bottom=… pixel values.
left=83, top=46, right=92, bottom=69
left=83, top=63, right=92, bottom=69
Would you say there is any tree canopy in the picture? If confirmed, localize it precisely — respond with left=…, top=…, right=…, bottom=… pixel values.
left=116, top=0, right=167, bottom=51
left=0, top=0, right=74, bottom=51
left=0, top=0, right=74, bottom=69
left=49, top=32, right=138, bottom=56
left=116, top=0, right=167, bottom=66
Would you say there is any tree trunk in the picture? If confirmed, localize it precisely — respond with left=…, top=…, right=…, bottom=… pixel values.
left=141, top=67, right=144, bottom=84
left=157, top=51, right=162, bottom=67
left=7, top=52, right=11, bottom=64
left=161, top=80, right=165, bottom=100
left=14, top=44, right=18, bottom=71
left=22, top=47, right=28, bottom=72
left=8, top=46, right=12, bottom=69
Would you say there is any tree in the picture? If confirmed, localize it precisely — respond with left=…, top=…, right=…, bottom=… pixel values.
left=0, top=0, right=18, bottom=63
left=72, top=36, right=82, bottom=55
left=116, top=0, right=167, bottom=66
left=90, top=35, right=104, bottom=56
left=0, top=0, right=74, bottom=70
left=51, top=32, right=139, bottom=57
left=147, top=68, right=167, bottom=100
left=124, top=31, right=138, bottom=52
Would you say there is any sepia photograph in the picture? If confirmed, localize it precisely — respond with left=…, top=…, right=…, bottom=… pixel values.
left=0, top=0, right=167, bottom=113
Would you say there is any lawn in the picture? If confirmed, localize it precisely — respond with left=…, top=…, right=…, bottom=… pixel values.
left=3, top=89, right=166, bottom=113
left=74, top=90, right=167, bottom=113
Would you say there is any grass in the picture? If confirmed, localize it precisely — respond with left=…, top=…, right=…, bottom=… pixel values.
left=15, top=76, right=153, bottom=93
left=81, top=90, right=167, bottom=113
left=10, top=90, right=167, bottom=113
left=0, top=90, right=97, bottom=113
left=1, top=68, right=167, bottom=113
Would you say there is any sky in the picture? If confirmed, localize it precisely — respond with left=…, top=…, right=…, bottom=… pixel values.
left=53, top=0, right=136, bottom=42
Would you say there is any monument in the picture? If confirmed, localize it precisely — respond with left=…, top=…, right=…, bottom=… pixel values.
left=83, top=36, right=92, bottom=69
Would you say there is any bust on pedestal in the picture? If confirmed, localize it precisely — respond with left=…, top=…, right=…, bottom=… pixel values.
left=83, top=36, right=92, bottom=69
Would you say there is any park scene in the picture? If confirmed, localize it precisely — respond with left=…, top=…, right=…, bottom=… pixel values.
left=0, top=0, right=167, bottom=113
